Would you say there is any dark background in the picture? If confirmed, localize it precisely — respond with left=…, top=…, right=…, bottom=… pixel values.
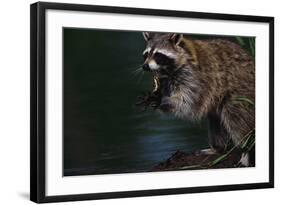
left=63, top=28, right=254, bottom=176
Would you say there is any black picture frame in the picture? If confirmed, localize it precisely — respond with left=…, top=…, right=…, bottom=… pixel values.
left=30, top=2, right=274, bottom=203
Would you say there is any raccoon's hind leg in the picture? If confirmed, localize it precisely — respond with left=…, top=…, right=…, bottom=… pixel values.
left=206, top=112, right=230, bottom=154
left=197, top=113, right=229, bottom=155
left=221, top=101, right=255, bottom=166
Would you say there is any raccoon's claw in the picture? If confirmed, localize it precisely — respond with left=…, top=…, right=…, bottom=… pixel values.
left=135, top=101, right=144, bottom=106
left=135, top=94, right=149, bottom=105
left=150, top=102, right=159, bottom=109
left=135, top=97, right=150, bottom=109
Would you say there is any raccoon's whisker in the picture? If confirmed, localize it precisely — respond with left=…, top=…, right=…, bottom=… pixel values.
left=136, top=71, right=144, bottom=84
left=129, top=66, right=145, bottom=81
left=128, top=63, right=142, bottom=72
left=132, top=67, right=143, bottom=74
left=131, top=66, right=143, bottom=76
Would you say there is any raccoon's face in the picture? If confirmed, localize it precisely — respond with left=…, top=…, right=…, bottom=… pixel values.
left=142, top=32, right=183, bottom=75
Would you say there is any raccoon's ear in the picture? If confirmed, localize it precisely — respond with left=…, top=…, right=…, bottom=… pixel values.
left=143, top=32, right=151, bottom=41
left=170, top=33, right=183, bottom=46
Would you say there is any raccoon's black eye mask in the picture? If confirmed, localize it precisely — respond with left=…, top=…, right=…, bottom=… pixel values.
left=143, top=51, right=174, bottom=67
left=154, top=52, right=174, bottom=66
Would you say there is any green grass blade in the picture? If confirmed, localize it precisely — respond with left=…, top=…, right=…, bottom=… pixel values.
left=236, top=37, right=245, bottom=46
left=249, top=38, right=255, bottom=57
left=210, top=154, right=228, bottom=166
left=233, top=96, right=254, bottom=105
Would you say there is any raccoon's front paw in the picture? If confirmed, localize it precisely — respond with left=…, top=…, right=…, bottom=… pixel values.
left=159, top=97, right=175, bottom=112
left=159, top=103, right=174, bottom=112
left=135, top=91, right=161, bottom=110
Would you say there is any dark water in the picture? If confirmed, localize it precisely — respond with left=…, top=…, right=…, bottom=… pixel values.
left=63, top=28, right=252, bottom=176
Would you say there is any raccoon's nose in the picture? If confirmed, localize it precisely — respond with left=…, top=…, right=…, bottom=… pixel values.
left=142, top=63, right=150, bottom=71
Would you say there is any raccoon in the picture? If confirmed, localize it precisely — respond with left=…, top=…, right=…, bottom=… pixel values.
left=140, top=32, right=255, bottom=165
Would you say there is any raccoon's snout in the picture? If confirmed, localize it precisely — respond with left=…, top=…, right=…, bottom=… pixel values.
left=142, top=63, right=150, bottom=71
left=143, top=60, right=160, bottom=72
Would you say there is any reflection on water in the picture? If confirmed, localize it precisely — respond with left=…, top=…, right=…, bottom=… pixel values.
left=63, top=28, right=208, bottom=176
